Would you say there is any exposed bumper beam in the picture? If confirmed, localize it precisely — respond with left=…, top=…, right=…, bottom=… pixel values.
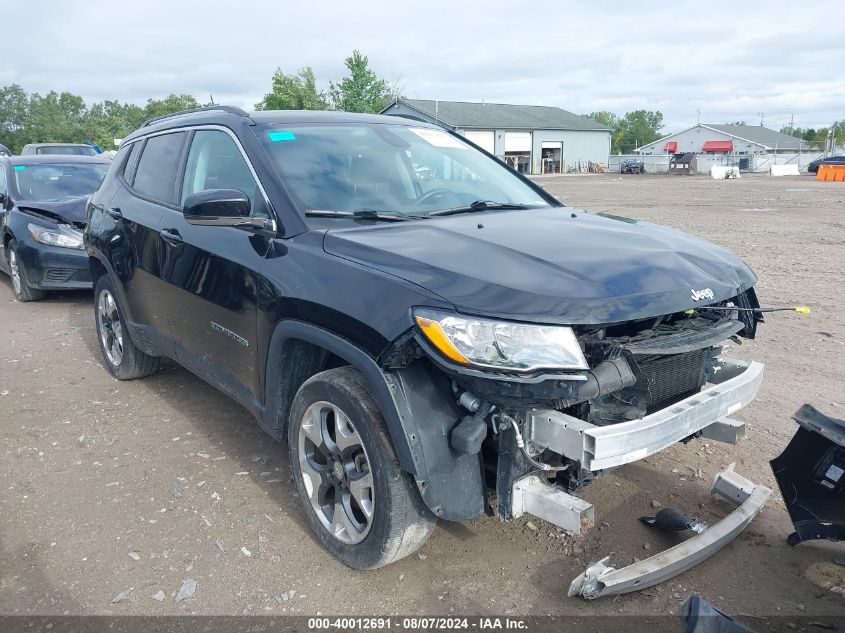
left=527, top=358, right=764, bottom=470
left=567, top=466, right=771, bottom=599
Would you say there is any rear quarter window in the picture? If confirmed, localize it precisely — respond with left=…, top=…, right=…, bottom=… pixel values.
left=120, top=141, right=142, bottom=182
left=132, top=132, right=187, bottom=204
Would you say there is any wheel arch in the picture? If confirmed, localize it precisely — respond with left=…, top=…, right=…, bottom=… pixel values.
left=263, top=320, right=422, bottom=477
left=263, top=320, right=486, bottom=521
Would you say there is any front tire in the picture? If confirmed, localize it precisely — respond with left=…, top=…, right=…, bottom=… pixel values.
left=6, top=240, right=45, bottom=302
left=94, top=274, right=160, bottom=380
left=288, top=366, right=436, bottom=569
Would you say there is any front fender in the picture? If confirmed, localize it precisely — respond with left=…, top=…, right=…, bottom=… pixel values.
left=263, top=320, right=485, bottom=521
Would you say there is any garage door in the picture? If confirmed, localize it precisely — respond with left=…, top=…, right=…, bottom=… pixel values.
left=505, top=132, right=531, bottom=152
left=464, top=130, right=495, bottom=154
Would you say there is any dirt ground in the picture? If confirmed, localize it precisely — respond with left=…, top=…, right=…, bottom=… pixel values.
left=1, top=173, right=843, bottom=621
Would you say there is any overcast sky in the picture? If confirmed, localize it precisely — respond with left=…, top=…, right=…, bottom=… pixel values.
left=2, top=1, right=842, bottom=133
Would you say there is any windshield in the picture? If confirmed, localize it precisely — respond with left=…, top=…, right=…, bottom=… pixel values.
left=36, top=145, right=99, bottom=156
left=12, top=163, right=108, bottom=200
left=257, top=123, right=550, bottom=215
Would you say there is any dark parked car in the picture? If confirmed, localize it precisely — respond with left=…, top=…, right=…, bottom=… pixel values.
left=620, top=158, right=644, bottom=174
left=84, top=107, right=767, bottom=577
left=808, top=155, right=845, bottom=173
left=0, top=155, right=109, bottom=301
left=21, top=143, right=101, bottom=157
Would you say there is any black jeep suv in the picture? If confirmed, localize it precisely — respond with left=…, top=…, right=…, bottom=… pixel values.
left=85, top=106, right=764, bottom=571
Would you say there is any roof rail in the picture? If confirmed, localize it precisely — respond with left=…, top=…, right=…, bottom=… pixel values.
left=141, top=105, right=251, bottom=128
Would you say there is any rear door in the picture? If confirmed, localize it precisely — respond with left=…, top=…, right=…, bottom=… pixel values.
left=0, top=162, right=9, bottom=273
left=103, top=131, right=188, bottom=352
left=159, top=127, right=272, bottom=404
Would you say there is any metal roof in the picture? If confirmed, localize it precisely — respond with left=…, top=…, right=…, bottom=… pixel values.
left=702, top=124, right=807, bottom=150
left=383, top=99, right=611, bottom=132
left=643, top=123, right=809, bottom=152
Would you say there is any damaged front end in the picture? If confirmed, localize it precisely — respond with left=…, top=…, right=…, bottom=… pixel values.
left=404, top=289, right=768, bottom=594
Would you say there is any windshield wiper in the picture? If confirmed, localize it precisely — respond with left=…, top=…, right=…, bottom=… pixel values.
left=427, top=200, right=536, bottom=216
left=305, top=209, right=423, bottom=222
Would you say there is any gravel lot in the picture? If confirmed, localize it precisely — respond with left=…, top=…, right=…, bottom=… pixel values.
left=1, top=173, right=843, bottom=620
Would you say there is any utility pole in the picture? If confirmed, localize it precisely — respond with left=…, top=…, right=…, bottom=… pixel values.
left=758, top=112, right=764, bottom=127
left=697, top=108, right=701, bottom=125
left=789, top=113, right=794, bottom=135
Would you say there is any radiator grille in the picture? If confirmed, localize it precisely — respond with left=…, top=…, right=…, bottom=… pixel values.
left=635, top=347, right=712, bottom=410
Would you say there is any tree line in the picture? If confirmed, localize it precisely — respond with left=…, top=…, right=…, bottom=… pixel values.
left=780, top=124, right=844, bottom=150
left=0, top=50, right=395, bottom=154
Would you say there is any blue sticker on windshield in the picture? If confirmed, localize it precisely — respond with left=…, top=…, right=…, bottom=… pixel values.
left=268, top=131, right=296, bottom=142
left=13, top=165, right=25, bottom=171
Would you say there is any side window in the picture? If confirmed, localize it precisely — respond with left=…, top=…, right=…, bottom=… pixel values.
left=122, top=141, right=142, bottom=182
left=181, top=130, right=262, bottom=214
left=132, top=132, right=187, bottom=203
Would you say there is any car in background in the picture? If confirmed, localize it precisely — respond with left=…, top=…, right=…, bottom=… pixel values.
left=620, top=158, right=645, bottom=174
left=0, top=155, right=110, bottom=301
left=20, top=143, right=101, bottom=157
left=808, top=155, right=845, bottom=173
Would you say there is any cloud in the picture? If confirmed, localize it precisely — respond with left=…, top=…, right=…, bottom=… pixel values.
left=1, top=0, right=842, bottom=131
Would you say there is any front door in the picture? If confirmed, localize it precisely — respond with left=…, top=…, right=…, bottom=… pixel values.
left=159, top=128, right=272, bottom=405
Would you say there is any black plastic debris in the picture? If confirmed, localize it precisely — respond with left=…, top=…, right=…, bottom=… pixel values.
left=681, top=595, right=756, bottom=633
left=641, top=507, right=709, bottom=533
left=771, top=404, right=845, bottom=546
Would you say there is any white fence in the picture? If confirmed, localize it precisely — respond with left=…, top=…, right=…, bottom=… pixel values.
left=608, top=155, right=672, bottom=174
left=611, top=152, right=824, bottom=174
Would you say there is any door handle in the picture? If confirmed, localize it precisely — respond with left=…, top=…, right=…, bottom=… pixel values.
left=160, top=228, right=184, bottom=246
left=106, top=207, right=123, bottom=219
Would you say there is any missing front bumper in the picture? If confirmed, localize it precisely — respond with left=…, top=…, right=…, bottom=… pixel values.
left=567, top=465, right=771, bottom=599
left=527, top=358, right=764, bottom=470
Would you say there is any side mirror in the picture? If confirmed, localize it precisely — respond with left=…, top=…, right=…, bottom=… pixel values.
left=183, top=189, right=250, bottom=225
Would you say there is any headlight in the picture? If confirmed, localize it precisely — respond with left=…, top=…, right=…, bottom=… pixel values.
left=27, top=223, right=84, bottom=250
left=414, top=309, right=588, bottom=372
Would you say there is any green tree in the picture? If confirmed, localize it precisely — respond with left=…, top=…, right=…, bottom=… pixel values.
left=584, top=110, right=663, bottom=154
left=26, top=91, right=87, bottom=144
left=256, top=67, right=328, bottom=111
left=329, top=50, right=394, bottom=113
left=0, top=85, right=206, bottom=153
left=80, top=100, right=145, bottom=149
left=616, top=110, right=664, bottom=154
left=0, top=84, right=30, bottom=152
left=142, top=94, right=201, bottom=120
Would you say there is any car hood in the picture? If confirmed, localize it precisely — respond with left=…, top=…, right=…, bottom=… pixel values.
left=322, top=207, right=757, bottom=325
left=16, top=196, right=89, bottom=227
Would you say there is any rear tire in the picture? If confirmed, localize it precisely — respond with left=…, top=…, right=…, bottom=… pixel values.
left=94, top=274, right=160, bottom=380
left=7, top=240, right=45, bottom=302
left=288, top=366, right=436, bottom=569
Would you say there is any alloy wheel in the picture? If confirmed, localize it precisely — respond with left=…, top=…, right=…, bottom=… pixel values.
left=97, top=289, right=124, bottom=367
left=298, top=401, right=374, bottom=545
left=8, top=249, right=21, bottom=296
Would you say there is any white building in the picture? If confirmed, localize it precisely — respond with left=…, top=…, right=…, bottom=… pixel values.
left=638, top=123, right=809, bottom=157
left=380, top=98, right=611, bottom=175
